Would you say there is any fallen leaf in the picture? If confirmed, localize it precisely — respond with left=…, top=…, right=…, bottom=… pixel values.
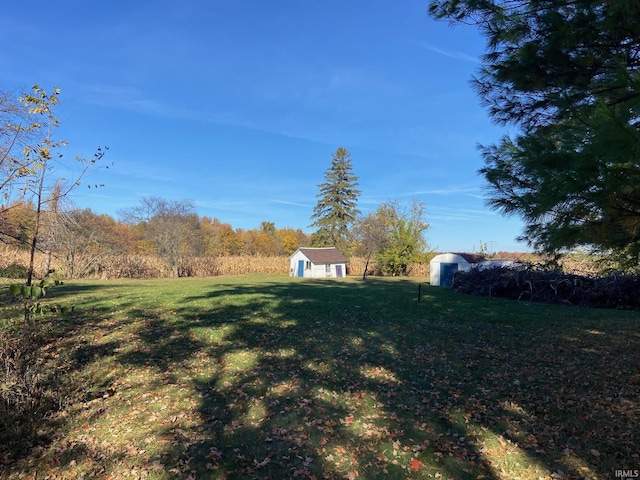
left=341, top=416, right=354, bottom=425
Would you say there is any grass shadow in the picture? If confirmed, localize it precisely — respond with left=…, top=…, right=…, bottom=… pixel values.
left=1, top=275, right=639, bottom=478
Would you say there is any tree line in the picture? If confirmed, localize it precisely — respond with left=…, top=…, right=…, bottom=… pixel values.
left=1, top=197, right=313, bottom=276
left=1, top=88, right=433, bottom=280
left=0, top=85, right=312, bottom=280
left=8, top=0, right=640, bottom=286
left=1, top=190, right=432, bottom=279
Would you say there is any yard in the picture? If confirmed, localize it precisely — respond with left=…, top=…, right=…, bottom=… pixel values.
left=1, top=275, right=638, bottom=479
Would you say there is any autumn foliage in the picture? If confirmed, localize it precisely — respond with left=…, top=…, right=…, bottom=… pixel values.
left=0, top=246, right=432, bottom=279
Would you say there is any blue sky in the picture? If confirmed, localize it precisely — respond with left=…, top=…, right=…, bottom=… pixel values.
left=1, top=0, right=528, bottom=252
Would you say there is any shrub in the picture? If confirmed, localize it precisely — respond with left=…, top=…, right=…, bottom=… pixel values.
left=0, top=327, right=57, bottom=460
left=0, top=264, right=28, bottom=279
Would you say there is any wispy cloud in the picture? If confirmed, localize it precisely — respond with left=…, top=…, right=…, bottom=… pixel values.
left=409, top=185, right=482, bottom=196
left=271, top=199, right=312, bottom=208
left=77, top=82, right=344, bottom=148
left=415, top=42, right=480, bottom=63
left=81, top=84, right=205, bottom=120
left=465, top=193, right=487, bottom=200
left=429, top=204, right=498, bottom=221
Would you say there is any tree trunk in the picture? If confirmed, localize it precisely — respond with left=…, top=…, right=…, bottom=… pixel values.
left=42, top=250, right=51, bottom=277
left=27, top=169, right=47, bottom=287
left=362, top=253, right=371, bottom=280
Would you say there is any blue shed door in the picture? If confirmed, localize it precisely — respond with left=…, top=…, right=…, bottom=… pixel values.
left=297, top=260, right=305, bottom=277
left=440, top=263, right=458, bottom=287
left=335, top=265, right=343, bottom=278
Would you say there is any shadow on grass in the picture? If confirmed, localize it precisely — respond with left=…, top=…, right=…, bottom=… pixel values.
left=2, top=276, right=639, bottom=478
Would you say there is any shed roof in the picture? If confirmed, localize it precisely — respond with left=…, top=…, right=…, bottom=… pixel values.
left=431, top=252, right=485, bottom=264
left=295, top=247, right=348, bottom=264
left=454, top=253, right=484, bottom=263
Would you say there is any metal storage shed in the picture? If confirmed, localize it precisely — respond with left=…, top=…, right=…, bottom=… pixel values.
left=289, top=247, right=348, bottom=278
left=429, top=253, right=484, bottom=286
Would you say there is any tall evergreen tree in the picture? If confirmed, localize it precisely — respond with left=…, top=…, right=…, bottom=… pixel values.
left=430, top=0, right=640, bottom=264
left=310, top=147, right=361, bottom=253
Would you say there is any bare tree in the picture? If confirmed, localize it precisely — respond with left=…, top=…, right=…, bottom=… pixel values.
left=17, top=86, right=107, bottom=286
left=119, top=196, right=202, bottom=277
left=1, top=85, right=107, bottom=322
left=48, top=207, right=129, bottom=278
left=352, top=209, right=393, bottom=280
left=0, top=88, right=39, bottom=202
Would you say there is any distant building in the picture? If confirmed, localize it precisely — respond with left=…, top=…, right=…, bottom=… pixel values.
left=430, top=253, right=515, bottom=286
left=429, top=253, right=484, bottom=286
left=289, top=247, right=348, bottom=278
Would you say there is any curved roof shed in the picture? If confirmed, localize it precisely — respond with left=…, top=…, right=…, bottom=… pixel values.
left=430, top=253, right=484, bottom=287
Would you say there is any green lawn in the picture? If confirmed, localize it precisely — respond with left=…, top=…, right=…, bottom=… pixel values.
left=1, top=275, right=639, bottom=479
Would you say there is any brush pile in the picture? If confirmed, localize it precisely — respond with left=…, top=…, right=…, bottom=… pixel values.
left=452, top=264, right=640, bottom=309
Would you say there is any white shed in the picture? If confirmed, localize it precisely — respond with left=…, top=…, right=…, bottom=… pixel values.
left=430, top=253, right=484, bottom=286
left=289, top=247, right=348, bottom=278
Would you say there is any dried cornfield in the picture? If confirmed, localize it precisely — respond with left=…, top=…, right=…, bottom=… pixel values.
left=0, top=246, right=435, bottom=279
left=0, top=248, right=30, bottom=270
left=0, top=248, right=52, bottom=277
left=178, top=256, right=290, bottom=277
left=347, top=256, right=431, bottom=277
